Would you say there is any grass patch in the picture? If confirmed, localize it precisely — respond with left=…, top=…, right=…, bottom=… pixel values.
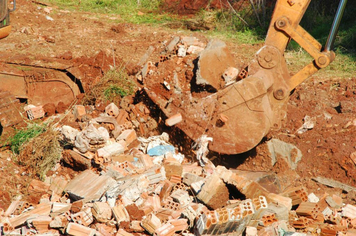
left=17, top=128, right=62, bottom=180
left=7, top=124, right=46, bottom=155
left=82, top=65, right=137, bottom=105
left=285, top=48, right=356, bottom=79
left=6, top=123, right=62, bottom=180
left=43, top=0, right=174, bottom=24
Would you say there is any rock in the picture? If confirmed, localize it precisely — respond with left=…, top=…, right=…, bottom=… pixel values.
left=73, top=105, right=86, bottom=121
left=163, top=0, right=229, bottom=15
left=267, top=139, right=302, bottom=170
left=222, top=67, right=239, bottom=86
left=61, top=125, right=80, bottom=144
left=62, top=149, right=92, bottom=170
left=181, top=36, right=205, bottom=47
left=195, top=39, right=235, bottom=90
left=74, top=124, right=107, bottom=153
left=43, top=103, right=56, bottom=116
left=187, top=45, right=204, bottom=54
left=197, top=173, right=229, bottom=209
left=56, top=101, right=69, bottom=113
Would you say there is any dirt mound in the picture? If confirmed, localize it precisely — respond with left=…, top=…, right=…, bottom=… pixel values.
left=162, top=0, right=229, bottom=15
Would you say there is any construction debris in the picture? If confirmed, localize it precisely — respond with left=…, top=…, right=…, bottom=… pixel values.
left=2, top=36, right=356, bottom=236
left=3, top=109, right=356, bottom=236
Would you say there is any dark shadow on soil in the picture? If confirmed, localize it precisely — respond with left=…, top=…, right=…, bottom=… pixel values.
left=190, top=57, right=217, bottom=94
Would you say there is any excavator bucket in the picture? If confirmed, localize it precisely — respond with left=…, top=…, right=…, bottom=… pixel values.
left=144, top=64, right=282, bottom=155
left=144, top=0, right=347, bottom=154
left=0, top=63, right=81, bottom=106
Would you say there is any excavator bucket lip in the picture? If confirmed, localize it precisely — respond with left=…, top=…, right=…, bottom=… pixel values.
left=0, top=25, right=11, bottom=39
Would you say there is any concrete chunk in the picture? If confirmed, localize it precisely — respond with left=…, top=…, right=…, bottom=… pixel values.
left=195, top=39, right=235, bottom=90
left=64, top=170, right=116, bottom=201
left=267, top=139, right=302, bottom=170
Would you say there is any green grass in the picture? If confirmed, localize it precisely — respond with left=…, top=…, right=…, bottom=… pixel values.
left=209, top=27, right=263, bottom=44
left=284, top=47, right=355, bottom=79
left=43, top=0, right=174, bottom=24
left=7, top=123, right=46, bottom=155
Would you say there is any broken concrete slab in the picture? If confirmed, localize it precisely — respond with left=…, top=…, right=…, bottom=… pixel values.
left=195, top=39, right=235, bottom=90
left=312, top=176, right=356, bottom=193
left=64, top=170, right=116, bottom=201
left=267, top=139, right=302, bottom=170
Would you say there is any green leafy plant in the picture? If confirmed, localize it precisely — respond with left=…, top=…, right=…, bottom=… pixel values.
left=104, top=84, right=129, bottom=100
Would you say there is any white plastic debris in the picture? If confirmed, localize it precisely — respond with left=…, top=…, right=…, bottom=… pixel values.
left=296, top=115, right=316, bottom=134
left=45, top=15, right=54, bottom=21
left=192, top=135, right=213, bottom=167
left=138, top=132, right=170, bottom=153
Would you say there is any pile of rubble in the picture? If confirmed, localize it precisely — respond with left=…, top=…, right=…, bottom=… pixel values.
left=2, top=35, right=356, bottom=236
left=1, top=100, right=356, bottom=236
